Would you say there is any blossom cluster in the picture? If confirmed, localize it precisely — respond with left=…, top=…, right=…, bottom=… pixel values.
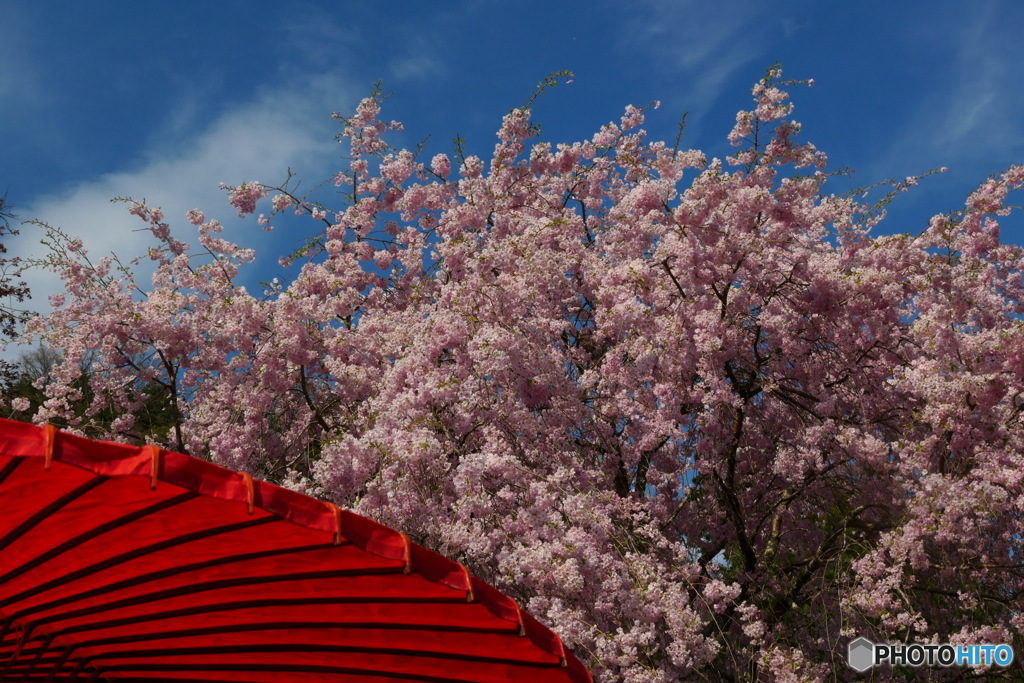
left=23, top=69, right=1024, bottom=681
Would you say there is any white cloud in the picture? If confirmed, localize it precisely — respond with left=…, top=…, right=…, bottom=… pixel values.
left=935, top=89, right=998, bottom=147
left=389, top=54, right=446, bottom=85
left=782, top=18, right=804, bottom=39
left=383, top=30, right=447, bottom=86
left=613, top=0, right=772, bottom=131
left=7, top=74, right=354, bottom=359
left=864, top=5, right=1024, bottom=181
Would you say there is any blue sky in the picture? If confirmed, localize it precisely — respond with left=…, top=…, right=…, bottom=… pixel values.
left=4, top=0, right=1024, bottom=335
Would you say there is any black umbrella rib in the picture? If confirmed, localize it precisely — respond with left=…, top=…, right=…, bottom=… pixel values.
left=60, top=619, right=519, bottom=651
left=0, top=476, right=109, bottom=554
left=0, top=456, right=23, bottom=486
left=28, top=566, right=411, bottom=629
left=50, top=595, right=476, bottom=638
left=95, top=660, right=560, bottom=683
left=0, top=491, right=198, bottom=587
left=0, top=515, right=283, bottom=610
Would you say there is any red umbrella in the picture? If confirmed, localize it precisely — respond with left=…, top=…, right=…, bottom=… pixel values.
left=0, top=418, right=592, bottom=682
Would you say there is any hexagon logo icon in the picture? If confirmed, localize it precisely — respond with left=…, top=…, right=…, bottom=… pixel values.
left=848, top=637, right=875, bottom=672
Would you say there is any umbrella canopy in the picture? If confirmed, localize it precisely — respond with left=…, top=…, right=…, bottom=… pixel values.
left=0, top=418, right=592, bottom=682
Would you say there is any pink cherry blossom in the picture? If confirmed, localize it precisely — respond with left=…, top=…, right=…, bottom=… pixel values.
left=21, top=69, right=1024, bottom=682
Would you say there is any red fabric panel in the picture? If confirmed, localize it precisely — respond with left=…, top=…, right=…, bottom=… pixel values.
left=0, top=419, right=592, bottom=682
left=30, top=602, right=521, bottom=644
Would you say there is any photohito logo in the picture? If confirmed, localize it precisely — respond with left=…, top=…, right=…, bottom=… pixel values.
left=848, top=637, right=1015, bottom=671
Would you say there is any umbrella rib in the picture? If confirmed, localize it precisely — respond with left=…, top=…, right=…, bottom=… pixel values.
left=2, top=542, right=345, bottom=652
left=0, top=421, right=592, bottom=683
left=0, top=456, right=22, bottom=486
left=60, top=679, right=457, bottom=683
left=29, top=566, right=410, bottom=630
left=5, top=543, right=355, bottom=657
left=0, top=474, right=113, bottom=656
left=94, top=659, right=554, bottom=683
left=83, top=642, right=566, bottom=669
left=16, top=621, right=535, bottom=675
left=0, top=476, right=109, bottom=554
left=1, top=517, right=292, bottom=658
left=51, top=595, right=476, bottom=638
left=59, top=619, right=519, bottom=651
left=0, top=491, right=199, bottom=587
left=18, top=626, right=552, bottom=679
left=0, top=515, right=282, bottom=612
left=12, top=598, right=489, bottom=679
left=13, top=538, right=342, bottom=615
left=9, top=629, right=55, bottom=679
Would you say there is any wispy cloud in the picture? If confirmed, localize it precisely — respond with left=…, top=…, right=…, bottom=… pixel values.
left=9, top=74, right=353, bottom=339
left=388, top=52, right=446, bottom=86
left=781, top=18, right=805, bottom=40
left=866, top=5, right=1024, bottom=179
left=614, top=0, right=772, bottom=121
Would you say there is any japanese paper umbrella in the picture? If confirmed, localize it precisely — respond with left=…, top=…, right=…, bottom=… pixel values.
left=0, top=419, right=592, bottom=682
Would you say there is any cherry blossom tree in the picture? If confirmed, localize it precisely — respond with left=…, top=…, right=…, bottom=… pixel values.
left=0, top=193, right=31, bottom=389
left=21, top=69, right=1024, bottom=681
